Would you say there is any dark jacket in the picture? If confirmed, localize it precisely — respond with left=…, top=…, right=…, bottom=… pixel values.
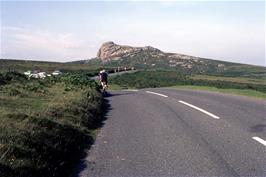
left=100, top=72, right=108, bottom=82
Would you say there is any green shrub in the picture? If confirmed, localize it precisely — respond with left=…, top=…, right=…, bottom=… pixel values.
left=60, top=73, right=97, bottom=88
left=0, top=71, right=28, bottom=85
left=110, top=70, right=188, bottom=89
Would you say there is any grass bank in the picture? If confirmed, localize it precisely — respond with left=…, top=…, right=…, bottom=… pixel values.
left=0, top=72, right=105, bottom=177
left=171, top=85, right=266, bottom=100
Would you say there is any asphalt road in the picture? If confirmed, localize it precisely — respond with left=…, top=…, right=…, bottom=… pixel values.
left=75, top=88, right=266, bottom=177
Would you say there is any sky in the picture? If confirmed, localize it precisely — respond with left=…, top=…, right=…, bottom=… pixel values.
left=0, top=0, right=265, bottom=66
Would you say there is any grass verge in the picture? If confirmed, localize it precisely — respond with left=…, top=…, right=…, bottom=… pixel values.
left=0, top=72, right=105, bottom=177
left=171, top=85, right=266, bottom=100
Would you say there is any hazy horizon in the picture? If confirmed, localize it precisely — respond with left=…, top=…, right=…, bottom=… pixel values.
left=1, top=1, right=265, bottom=66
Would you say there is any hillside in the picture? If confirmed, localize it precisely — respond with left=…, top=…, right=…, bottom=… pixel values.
left=1, top=42, right=265, bottom=79
left=1, top=41, right=265, bottom=85
left=0, top=59, right=103, bottom=77
left=87, top=41, right=266, bottom=78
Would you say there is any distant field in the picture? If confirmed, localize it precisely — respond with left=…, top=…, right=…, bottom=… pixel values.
left=109, top=70, right=266, bottom=93
left=0, top=59, right=100, bottom=74
left=171, top=85, right=266, bottom=99
left=191, top=75, right=266, bottom=85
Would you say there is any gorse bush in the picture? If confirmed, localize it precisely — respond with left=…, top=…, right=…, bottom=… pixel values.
left=60, top=73, right=97, bottom=88
left=0, top=71, right=99, bottom=94
left=0, top=71, right=28, bottom=85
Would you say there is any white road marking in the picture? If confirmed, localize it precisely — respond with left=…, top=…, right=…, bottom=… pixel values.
left=178, top=100, right=220, bottom=119
left=146, top=91, right=168, bottom=98
left=252, top=137, right=266, bottom=146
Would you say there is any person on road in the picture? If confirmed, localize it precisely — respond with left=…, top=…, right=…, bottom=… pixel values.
left=99, top=69, right=108, bottom=93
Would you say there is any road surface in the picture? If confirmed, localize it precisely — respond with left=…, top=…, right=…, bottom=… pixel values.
left=75, top=88, right=266, bottom=177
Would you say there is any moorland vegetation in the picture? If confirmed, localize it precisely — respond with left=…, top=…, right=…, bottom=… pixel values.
left=0, top=71, right=105, bottom=177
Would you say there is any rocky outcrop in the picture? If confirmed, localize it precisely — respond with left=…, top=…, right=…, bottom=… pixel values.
left=95, top=41, right=214, bottom=70
left=97, top=41, right=161, bottom=60
left=81, top=41, right=236, bottom=72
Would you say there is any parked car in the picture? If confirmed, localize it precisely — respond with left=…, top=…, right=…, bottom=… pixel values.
left=29, top=73, right=39, bottom=79
left=38, top=72, right=47, bottom=79
left=24, top=70, right=32, bottom=76
left=29, top=72, right=46, bottom=79
left=52, top=70, right=62, bottom=76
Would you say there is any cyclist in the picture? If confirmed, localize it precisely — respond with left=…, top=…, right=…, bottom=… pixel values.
left=99, top=69, right=108, bottom=93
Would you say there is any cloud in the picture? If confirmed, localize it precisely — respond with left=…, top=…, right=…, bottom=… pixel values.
left=1, top=26, right=96, bottom=61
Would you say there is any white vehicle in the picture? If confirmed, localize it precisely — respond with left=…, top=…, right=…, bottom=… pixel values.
left=29, top=73, right=39, bottom=79
left=29, top=72, right=46, bottom=79
left=52, top=70, right=62, bottom=76
left=38, top=72, right=47, bottom=79
left=24, top=70, right=32, bottom=76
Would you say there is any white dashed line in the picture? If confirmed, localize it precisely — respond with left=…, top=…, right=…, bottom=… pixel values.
left=178, top=100, right=220, bottom=119
left=146, top=91, right=168, bottom=98
left=252, top=137, right=266, bottom=146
